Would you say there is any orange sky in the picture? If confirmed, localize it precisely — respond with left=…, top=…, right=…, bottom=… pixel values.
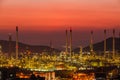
left=0, top=0, right=120, bottom=48
left=0, top=0, right=120, bottom=31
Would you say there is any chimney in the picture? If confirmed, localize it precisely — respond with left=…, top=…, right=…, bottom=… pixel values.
left=112, top=29, right=115, bottom=59
left=104, top=29, right=107, bottom=58
left=65, top=29, right=68, bottom=54
left=16, top=26, right=19, bottom=59
left=8, top=33, right=12, bottom=57
left=70, top=27, right=72, bottom=60
left=90, top=30, right=94, bottom=56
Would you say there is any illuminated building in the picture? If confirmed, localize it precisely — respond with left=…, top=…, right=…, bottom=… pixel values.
left=33, top=71, right=55, bottom=80
left=73, top=73, right=95, bottom=80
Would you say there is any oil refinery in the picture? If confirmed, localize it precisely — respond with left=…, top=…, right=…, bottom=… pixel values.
left=0, top=27, right=120, bottom=80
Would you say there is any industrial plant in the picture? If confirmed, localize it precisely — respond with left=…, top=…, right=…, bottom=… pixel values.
left=0, top=27, right=120, bottom=80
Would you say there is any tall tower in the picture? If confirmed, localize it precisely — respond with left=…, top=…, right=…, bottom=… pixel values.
left=49, top=40, right=52, bottom=56
left=112, top=29, right=115, bottom=59
left=16, top=26, right=19, bottom=59
left=119, top=32, right=120, bottom=38
left=50, top=40, right=52, bottom=48
left=119, top=32, right=120, bottom=50
left=70, top=28, right=72, bottom=60
left=65, top=29, right=68, bottom=54
left=8, top=33, right=12, bottom=57
left=0, top=45, right=2, bottom=53
left=90, top=30, right=94, bottom=56
left=80, top=46, right=82, bottom=57
left=104, top=29, right=107, bottom=58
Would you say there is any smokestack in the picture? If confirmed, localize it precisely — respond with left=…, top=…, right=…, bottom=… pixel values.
left=119, top=32, right=120, bottom=50
left=16, top=26, right=19, bottom=59
left=70, top=27, right=72, bottom=60
left=90, top=30, right=94, bottom=56
left=104, top=29, right=106, bottom=58
left=50, top=40, right=52, bottom=48
left=8, top=33, right=12, bottom=57
left=112, top=29, right=115, bottom=59
left=50, top=40, right=52, bottom=56
left=80, top=46, right=82, bottom=57
left=119, top=32, right=120, bottom=38
left=66, top=29, right=68, bottom=54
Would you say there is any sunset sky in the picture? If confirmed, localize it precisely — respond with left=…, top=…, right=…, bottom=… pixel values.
left=0, top=0, right=120, bottom=49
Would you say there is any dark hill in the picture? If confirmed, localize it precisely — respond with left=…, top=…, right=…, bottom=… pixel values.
left=74, top=37, right=120, bottom=53
left=0, top=40, right=60, bottom=54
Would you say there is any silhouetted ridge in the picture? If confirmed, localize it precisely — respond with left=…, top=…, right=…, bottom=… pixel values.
left=0, top=40, right=60, bottom=53
left=74, top=37, right=120, bottom=53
